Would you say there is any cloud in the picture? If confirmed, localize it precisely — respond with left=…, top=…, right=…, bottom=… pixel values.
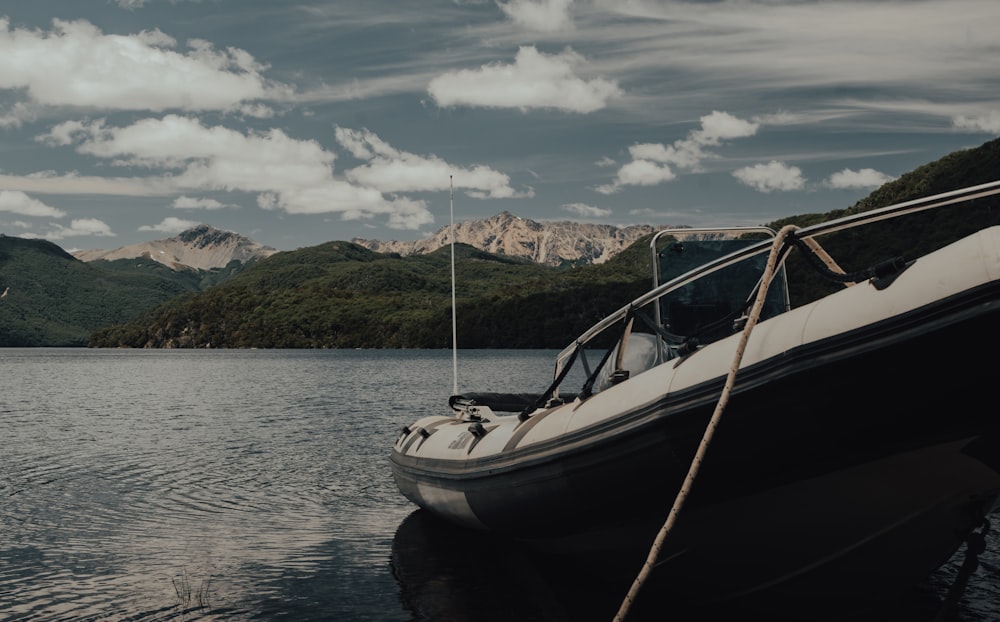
left=498, top=0, right=575, bottom=32
left=35, top=114, right=436, bottom=229
left=562, top=202, right=611, bottom=218
left=597, top=111, right=759, bottom=194
left=28, top=218, right=116, bottom=240
left=334, top=126, right=533, bottom=199
left=732, top=161, right=805, bottom=193
left=139, top=216, right=202, bottom=233
left=0, top=190, right=66, bottom=217
left=953, top=111, right=1000, bottom=134
left=427, top=46, right=621, bottom=113
left=615, top=159, right=675, bottom=188
left=0, top=193, right=116, bottom=243
left=0, top=17, right=289, bottom=115
left=43, top=113, right=537, bottom=231
left=60, top=116, right=335, bottom=184
left=172, top=196, right=236, bottom=210
left=825, top=168, right=894, bottom=190
left=0, top=101, right=36, bottom=128
left=0, top=171, right=172, bottom=196
left=696, top=111, right=761, bottom=144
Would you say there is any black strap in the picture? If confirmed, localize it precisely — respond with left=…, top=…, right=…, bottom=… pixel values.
left=519, top=343, right=581, bottom=421
left=790, top=234, right=907, bottom=284
left=579, top=307, right=636, bottom=400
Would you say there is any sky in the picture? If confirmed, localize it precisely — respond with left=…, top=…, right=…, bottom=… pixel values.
left=0, top=0, right=998, bottom=253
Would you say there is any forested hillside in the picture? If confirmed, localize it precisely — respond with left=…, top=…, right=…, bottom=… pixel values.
left=88, top=240, right=652, bottom=348
left=0, top=238, right=194, bottom=346
left=0, top=237, right=256, bottom=347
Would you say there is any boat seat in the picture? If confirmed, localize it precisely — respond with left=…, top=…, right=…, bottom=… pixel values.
left=592, top=332, right=664, bottom=393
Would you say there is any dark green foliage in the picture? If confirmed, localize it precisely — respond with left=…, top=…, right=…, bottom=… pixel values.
left=89, top=241, right=650, bottom=348
left=0, top=237, right=264, bottom=347
left=0, top=237, right=195, bottom=346
left=93, top=256, right=254, bottom=290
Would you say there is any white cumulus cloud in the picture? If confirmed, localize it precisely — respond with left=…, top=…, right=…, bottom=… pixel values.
left=562, top=202, right=611, bottom=218
left=139, top=216, right=202, bottom=233
left=953, top=111, right=1000, bottom=134
left=732, top=161, right=805, bottom=193
left=0, top=17, right=288, bottom=116
left=498, top=0, right=575, bottom=32
left=598, top=111, right=759, bottom=194
left=172, top=196, right=234, bottom=210
left=335, top=126, right=532, bottom=200
left=0, top=190, right=66, bottom=217
left=825, top=168, right=894, bottom=190
left=427, top=46, right=621, bottom=114
left=33, top=218, right=115, bottom=240
left=35, top=114, right=437, bottom=230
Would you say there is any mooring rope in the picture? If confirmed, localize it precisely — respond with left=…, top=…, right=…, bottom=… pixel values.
left=612, top=224, right=801, bottom=621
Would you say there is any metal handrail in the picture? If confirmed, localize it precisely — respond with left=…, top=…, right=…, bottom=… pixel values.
left=551, top=180, right=1000, bottom=382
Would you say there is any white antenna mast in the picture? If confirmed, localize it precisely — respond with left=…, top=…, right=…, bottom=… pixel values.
left=450, top=175, right=459, bottom=395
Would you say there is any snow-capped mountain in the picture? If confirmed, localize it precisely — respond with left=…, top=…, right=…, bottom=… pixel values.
left=72, top=225, right=278, bottom=271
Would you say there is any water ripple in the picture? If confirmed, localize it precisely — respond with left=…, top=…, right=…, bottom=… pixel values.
left=2, top=348, right=993, bottom=621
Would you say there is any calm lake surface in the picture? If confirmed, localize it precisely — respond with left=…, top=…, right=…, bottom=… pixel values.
left=1, top=348, right=997, bottom=621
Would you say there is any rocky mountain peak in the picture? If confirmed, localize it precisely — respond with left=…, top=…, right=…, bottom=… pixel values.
left=353, top=213, right=667, bottom=266
left=176, top=224, right=241, bottom=248
left=73, top=225, right=278, bottom=271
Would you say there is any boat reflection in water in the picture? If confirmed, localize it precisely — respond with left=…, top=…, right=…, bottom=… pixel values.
left=391, top=509, right=997, bottom=622
left=391, top=508, right=654, bottom=622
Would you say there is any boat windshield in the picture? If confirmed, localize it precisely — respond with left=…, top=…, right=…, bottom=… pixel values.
left=542, top=227, right=791, bottom=399
left=652, top=228, right=789, bottom=347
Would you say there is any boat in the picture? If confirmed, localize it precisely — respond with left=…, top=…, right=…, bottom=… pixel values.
left=389, top=181, right=1000, bottom=616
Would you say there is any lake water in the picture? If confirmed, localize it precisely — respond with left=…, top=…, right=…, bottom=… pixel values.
left=1, top=348, right=997, bottom=621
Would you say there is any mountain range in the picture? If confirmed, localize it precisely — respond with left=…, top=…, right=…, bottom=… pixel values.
left=352, top=212, right=667, bottom=267
left=66, top=216, right=666, bottom=273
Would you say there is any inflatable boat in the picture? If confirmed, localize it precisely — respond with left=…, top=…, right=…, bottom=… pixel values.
left=390, top=181, right=1000, bottom=612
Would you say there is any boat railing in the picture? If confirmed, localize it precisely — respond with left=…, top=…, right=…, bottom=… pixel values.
left=648, top=226, right=789, bottom=364
left=548, top=180, right=1000, bottom=396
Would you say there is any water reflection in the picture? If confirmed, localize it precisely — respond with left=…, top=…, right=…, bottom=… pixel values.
left=390, top=509, right=1000, bottom=622
left=1, top=348, right=423, bottom=620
